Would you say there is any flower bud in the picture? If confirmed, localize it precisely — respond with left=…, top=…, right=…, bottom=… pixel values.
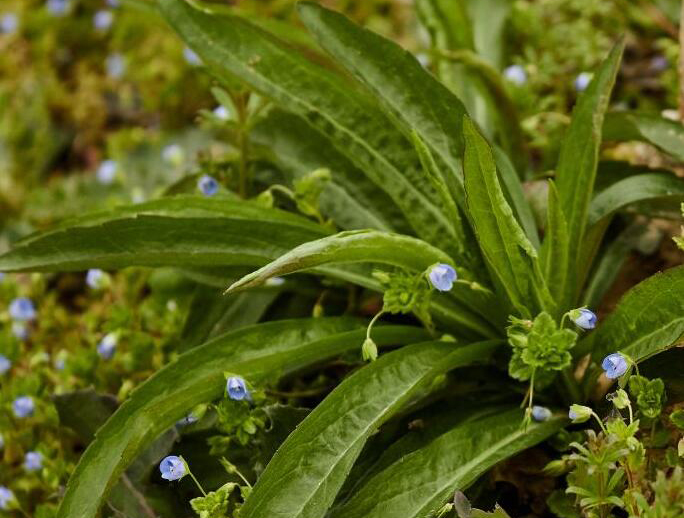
left=361, top=338, right=378, bottom=362
left=568, top=404, right=592, bottom=423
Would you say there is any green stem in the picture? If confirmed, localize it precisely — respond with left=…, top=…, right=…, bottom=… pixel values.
left=591, top=411, right=608, bottom=435
left=366, top=310, right=386, bottom=341
left=181, top=458, right=207, bottom=497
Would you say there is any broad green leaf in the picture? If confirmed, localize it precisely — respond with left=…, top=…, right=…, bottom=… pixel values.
left=56, top=318, right=429, bottom=518
left=540, top=181, right=569, bottom=310
left=240, top=340, right=501, bottom=518
left=587, top=172, right=684, bottom=225
left=226, top=230, right=452, bottom=294
left=0, top=197, right=329, bottom=272
left=330, top=408, right=566, bottom=518
left=251, top=109, right=408, bottom=232
left=578, top=265, right=684, bottom=362
left=552, top=40, right=624, bottom=309
left=464, top=0, right=510, bottom=69
left=462, top=117, right=552, bottom=317
left=603, top=111, right=684, bottom=162
left=159, top=0, right=460, bottom=261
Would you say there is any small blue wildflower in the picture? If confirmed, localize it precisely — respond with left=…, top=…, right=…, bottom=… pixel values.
left=0, top=355, right=11, bottom=375
left=97, top=333, right=117, bottom=360
left=11, top=322, right=29, bottom=341
left=572, top=308, right=597, bottom=330
left=531, top=405, right=552, bottom=422
left=1, top=13, right=18, bottom=34
left=106, top=0, right=120, bottom=7
left=105, top=53, right=125, bottom=79
left=93, top=10, right=113, bottom=31
left=0, top=486, right=14, bottom=510
left=162, top=143, right=184, bottom=165
left=46, top=0, right=69, bottom=16
left=213, top=105, right=229, bottom=120
left=650, top=55, right=668, bottom=73
left=12, top=396, right=35, bottom=418
left=197, top=175, right=219, bottom=196
left=9, top=297, right=36, bottom=321
left=86, top=268, right=107, bottom=289
left=574, top=72, right=592, bottom=92
left=504, top=64, right=527, bottom=85
left=97, top=159, right=117, bottom=184
left=226, top=376, right=249, bottom=401
left=183, top=47, right=201, bottom=65
left=428, top=264, right=457, bottom=292
left=602, top=352, right=629, bottom=379
left=54, top=357, right=66, bottom=371
left=160, top=455, right=186, bottom=481
left=24, top=451, right=42, bottom=471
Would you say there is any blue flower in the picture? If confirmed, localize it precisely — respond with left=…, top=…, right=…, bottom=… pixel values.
left=197, top=175, right=219, bottom=196
left=531, top=405, right=551, bottom=422
left=9, top=297, right=36, bottom=321
left=12, top=396, right=34, bottom=418
left=183, top=47, right=201, bottom=65
left=226, top=376, right=249, bottom=401
left=162, top=144, right=184, bottom=165
left=105, top=53, right=125, bottom=79
left=572, top=308, right=597, bottom=330
left=574, top=72, right=592, bottom=92
left=46, top=0, right=69, bottom=16
left=11, top=322, right=29, bottom=341
left=176, top=413, right=198, bottom=427
left=1, top=13, right=18, bottom=34
left=0, top=355, right=11, bottom=375
left=213, top=105, right=229, bottom=120
left=428, top=264, right=457, bottom=292
left=0, top=486, right=14, bottom=510
left=93, top=10, right=113, bottom=30
left=97, top=159, right=117, bottom=184
left=504, top=65, right=527, bottom=85
left=602, top=353, right=629, bottom=379
left=97, top=333, right=117, bottom=360
left=650, top=55, right=668, bottom=73
left=159, top=455, right=186, bottom=481
left=106, top=0, right=120, bottom=7
left=24, top=451, right=42, bottom=471
left=86, top=269, right=107, bottom=289
left=54, top=357, right=66, bottom=371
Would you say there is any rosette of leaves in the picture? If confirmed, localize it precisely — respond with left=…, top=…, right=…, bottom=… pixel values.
left=2, top=1, right=684, bottom=517
left=629, top=375, right=666, bottom=419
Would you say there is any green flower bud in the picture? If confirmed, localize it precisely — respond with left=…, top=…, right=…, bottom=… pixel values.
left=607, top=389, right=630, bottom=410
left=568, top=404, right=592, bottom=423
left=361, top=338, right=378, bottom=362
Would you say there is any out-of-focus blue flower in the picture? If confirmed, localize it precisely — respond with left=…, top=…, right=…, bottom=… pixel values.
left=9, top=297, right=36, bottom=321
left=197, top=175, right=219, bottom=196
left=0, top=434, right=4, bottom=449
left=428, top=264, right=457, bottom=292
left=97, top=333, right=117, bottom=360
left=86, top=268, right=108, bottom=289
left=651, top=55, right=668, bottom=73
left=106, top=53, right=125, bottom=79
left=183, top=47, right=201, bottom=65
left=93, top=10, right=113, bottom=30
left=106, top=0, right=120, bottom=7
left=162, top=144, right=184, bottom=165
left=97, top=159, right=117, bottom=184
left=24, top=451, right=42, bottom=471
left=11, top=322, right=29, bottom=341
left=12, top=396, right=35, bottom=418
left=54, top=357, right=66, bottom=371
left=1, top=13, right=18, bottom=34
left=504, top=64, right=527, bottom=85
left=602, top=353, right=629, bottom=379
left=226, top=376, right=249, bottom=401
left=531, top=405, right=551, bottom=422
left=159, top=455, right=186, bottom=480
left=0, top=272, right=5, bottom=282
left=574, top=72, right=592, bottom=92
left=0, top=355, right=11, bottom=375
left=213, top=105, right=229, bottom=120
left=46, top=0, right=69, bottom=16
left=572, top=308, right=597, bottom=330
left=0, top=486, right=14, bottom=510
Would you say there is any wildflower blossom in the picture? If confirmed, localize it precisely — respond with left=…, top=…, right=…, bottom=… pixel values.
left=12, top=396, right=35, bottom=418
left=97, top=333, right=117, bottom=360
left=162, top=144, right=184, bottom=165
left=86, top=268, right=109, bottom=289
left=46, top=0, right=69, bottom=16
left=428, top=264, right=457, bottom=292
left=105, top=53, right=125, bottom=79
left=574, top=72, right=592, bottom=92
left=197, top=175, right=219, bottom=196
left=159, top=455, right=186, bottom=481
left=97, top=159, right=117, bottom=184
left=9, top=297, right=36, bottom=321
left=93, top=10, right=113, bottom=30
left=11, top=322, right=29, bottom=341
left=531, top=405, right=552, bottom=422
left=213, top=105, right=229, bottom=120
left=571, top=308, right=597, bottom=330
left=568, top=404, right=592, bottom=423
left=602, top=352, right=629, bottom=379
left=0, top=486, right=14, bottom=510
left=0, top=355, right=10, bottom=375
left=24, top=451, right=42, bottom=471
left=0, top=13, right=18, bottom=34
left=504, top=64, right=527, bottom=85
left=183, top=47, right=201, bottom=65
left=226, top=376, right=249, bottom=401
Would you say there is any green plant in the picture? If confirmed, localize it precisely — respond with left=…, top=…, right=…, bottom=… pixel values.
left=1, top=1, right=684, bottom=517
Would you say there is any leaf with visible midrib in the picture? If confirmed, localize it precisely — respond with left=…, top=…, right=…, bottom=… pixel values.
left=330, top=408, right=566, bottom=518
left=240, top=340, right=501, bottom=518
left=56, top=319, right=430, bottom=518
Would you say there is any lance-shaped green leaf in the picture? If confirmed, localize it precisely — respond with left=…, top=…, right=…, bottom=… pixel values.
left=0, top=197, right=330, bottom=273
left=330, top=408, right=566, bottom=518
left=578, top=265, right=684, bottom=362
left=551, top=40, right=624, bottom=309
left=603, top=111, right=684, bottom=162
left=240, top=339, right=501, bottom=518
left=540, top=181, right=569, bottom=310
left=56, top=319, right=429, bottom=518
left=158, top=0, right=461, bottom=262
left=587, top=172, right=684, bottom=226
left=226, top=230, right=452, bottom=294
left=462, top=117, right=552, bottom=317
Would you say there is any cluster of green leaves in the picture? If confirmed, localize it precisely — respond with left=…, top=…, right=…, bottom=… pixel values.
left=0, top=0, right=683, bottom=517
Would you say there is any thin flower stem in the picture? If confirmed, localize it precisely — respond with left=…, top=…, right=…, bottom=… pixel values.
left=366, top=310, right=386, bottom=341
left=181, top=457, right=207, bottom=497
left=591, top=411, right=608, bottom=435
left=232, top=467, right=252, bottom=488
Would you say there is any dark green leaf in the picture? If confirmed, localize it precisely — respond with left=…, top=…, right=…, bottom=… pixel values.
left=603, top=111, right=684, bottom=162
left=540, top=181, right=569, bottom=310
